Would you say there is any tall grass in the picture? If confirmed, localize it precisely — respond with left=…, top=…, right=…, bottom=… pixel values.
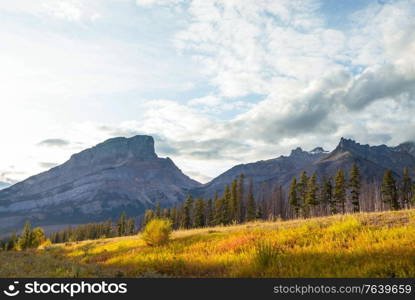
left=1, top=210, right=415, bottom=278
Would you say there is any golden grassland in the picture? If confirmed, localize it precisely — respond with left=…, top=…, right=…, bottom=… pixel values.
left=1, top=209, right=415, bottom=278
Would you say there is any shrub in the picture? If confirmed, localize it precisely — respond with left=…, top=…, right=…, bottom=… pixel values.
left=253, top=241, right=280, bottom=268
left=141, top=219, right=172, bottom=246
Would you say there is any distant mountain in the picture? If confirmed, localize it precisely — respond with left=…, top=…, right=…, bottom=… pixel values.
left=1, top=135, right=414, bottom=234
left=192, top=138, right=415, bottom=200
left=0, top=135, right=201, bottom=233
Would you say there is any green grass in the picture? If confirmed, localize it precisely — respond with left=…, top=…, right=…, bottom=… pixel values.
left=1, top=209, right=415, bottom=278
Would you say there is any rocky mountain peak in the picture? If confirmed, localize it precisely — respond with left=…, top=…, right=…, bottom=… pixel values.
left=0, top=134, right=201, bottom=233
left=290, top=147, right=306, bottom=157
left=310, top=147, right=327, bottom=154
left=69, top=135, right=157, bottom=165
left=337, top=137, right=361, bottom=150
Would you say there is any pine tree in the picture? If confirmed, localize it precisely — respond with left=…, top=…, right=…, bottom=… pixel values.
left=304, top=173, right=319, bottom=217
left=230, top=179, right=239, bottom=222
left=350, top=163, right=361, bottom=212
left=213, top=192, right=222, bottom=225
left=298, top=171, right=308, bottom=207
left=8, top=231, right=17, bottom=251
left=334, top=169, right=347, bottom=213
left=320, top=176, right=334, bottom=214
left=289, top=177, right=300, bottom=217
left=246, top=180, right=256, bottom=221
left=193, top=198, right=205, bottom=228
left=117, top=212, right=127, bottom=236
left=237, top=173, right=245, bottom=222
left=222, top=185, right=232, bottom=225
left=19, top=221, right=33, bottom=250
left=31, top=227, right=45, bottom=247
left=126, top=218, right=136, bottom=235
left=206, top=199, right=214, bottom=226
left=256, top=200, right=264, bottom=220
left=182, top=195, right=193, bottom=229
left=401, top=167, right=412, bottom=208
left=381, top=169, right=400, bottom=210
left=171, top=206, right=178, bottom=229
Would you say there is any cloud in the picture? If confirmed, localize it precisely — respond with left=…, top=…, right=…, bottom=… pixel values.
left=343, top=64, right=415, bottom=110
left=39, top=162, right=59, bottom=169
left=38, top=139, right=70, bottom=147
left=0, top=0, right=101, bottom=22
left=3, top=0, right=415, bottom=184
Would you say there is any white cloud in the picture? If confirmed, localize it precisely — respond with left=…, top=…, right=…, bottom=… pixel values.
left=2, top=0, right=415, bottom=185
left=0, top=0, right=102, bottom=22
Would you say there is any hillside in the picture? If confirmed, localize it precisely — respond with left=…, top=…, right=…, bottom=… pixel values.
left=1, top=209, right=415, bottom=278
left=193, top=138, right=415, bottom=200
left=0, top=135, right=200, bottom=233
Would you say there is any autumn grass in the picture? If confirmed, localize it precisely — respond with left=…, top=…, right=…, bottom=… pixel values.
left=1, top=209, right=415, bottom=278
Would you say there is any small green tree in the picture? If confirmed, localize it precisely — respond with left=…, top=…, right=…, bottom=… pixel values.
left=289, top=177, right=300, bottom=218
left=401, top=167, right=412, bottom=208
left=213, top=192, right=222, bottom=225
left=298, top=171, right=308, bottom=207
left=141, top=219, right=172, bottom=246
left=237, top=173, right=245, bottom=222
left=182, top=195, right=193, bottom=229
left=19, top=221, right=33, bottom=250
left=230, top=179, right=239, bottom=222
left=222, top=185, right=232, bottom=225
left=117, top=212, right=127, bottom=236
left=320, top=176, right=334, bottom=214
left=304, top=173, right=319, bottom=217
left=334, top=169, right=347, bottom=213
left=246, top=180, right=256, bottom=221
left=170, top=206, right=178, bottom=229
left=381, top=169, right=400, bottom=210
left=349, top=163, right=361, bottom=212
left=126, top=218, right=136, bottom=235
left=7, top=231, right=18, bottom=251
left=31, top=227, right=46, bottom=248
left=206, top=199, right=214, bottom=226
left=193, top=198, right=205, bottom=228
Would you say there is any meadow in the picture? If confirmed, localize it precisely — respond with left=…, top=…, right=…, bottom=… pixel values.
left=1, top=209, right=415, bottom=278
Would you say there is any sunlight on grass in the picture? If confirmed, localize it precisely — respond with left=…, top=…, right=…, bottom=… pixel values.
left=1, top=209, right=415, bottom=278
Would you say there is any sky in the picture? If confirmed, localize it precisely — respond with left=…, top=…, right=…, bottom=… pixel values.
left=0, top=0, right=415, bottom=184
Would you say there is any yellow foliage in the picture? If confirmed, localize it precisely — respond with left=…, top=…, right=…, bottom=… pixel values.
left=141, top=218, right=172, bottom=246
left=1, top=209, right=415, bottom=278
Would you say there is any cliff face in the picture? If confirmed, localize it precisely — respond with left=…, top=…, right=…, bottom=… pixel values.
left=0, top=135, right=201, bottom=232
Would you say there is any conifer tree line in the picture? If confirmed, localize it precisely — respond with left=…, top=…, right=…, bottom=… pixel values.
left=143, top=165, right=415, bottom=229
left=49, top=212, right=136, bottom=243
left=142, top=174, right=285, bottom=230
left=0, top=212, right=137, bottom=250
left=0, top=221, right=46, bottom=251
left=288, top=164, right=415, bottom=218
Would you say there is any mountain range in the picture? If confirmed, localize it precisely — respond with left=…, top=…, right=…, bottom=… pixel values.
left=0, top=135, right=414, bottom=234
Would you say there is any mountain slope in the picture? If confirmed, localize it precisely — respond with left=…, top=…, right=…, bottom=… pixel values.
left=193, top=138, right=415, bottom=199
left=0, top=182, right=11, bottom=190
left=0, top=135, right=201, bottom=232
